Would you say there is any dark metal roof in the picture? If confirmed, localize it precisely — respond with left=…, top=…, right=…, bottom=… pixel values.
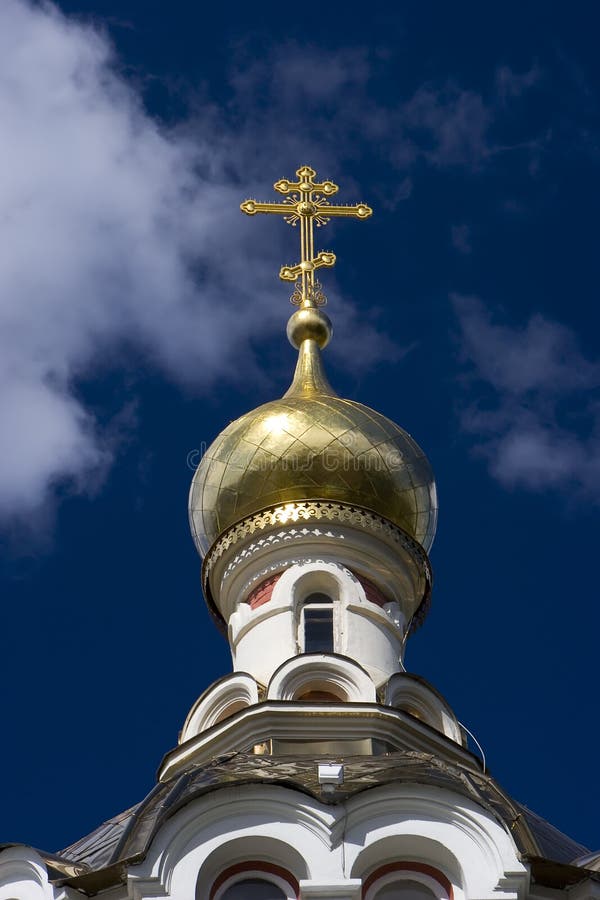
left=59, top=804, right=142, bottom=870
left=515, top=803, right=589, bottom=865
left=38, top=749, right=593, bottom=894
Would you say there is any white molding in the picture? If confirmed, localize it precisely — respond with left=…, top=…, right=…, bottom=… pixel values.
left=118, top=782, right=529, bottom=900
left=345, top=783, right=528, bottom=900
left=213, top=522, right=427, bottom=635
left=268, top=655, right=376, bottom=703
left=384, top=674, right=463, bottom=745
left=299, top=880, right=362, bottom=899
left=131, top=786, right=337, bottom=899
left=127, top=875, right=168, bottom=900
left=159, top=702, right=479, bottom=781
left=180, top=674, right=259, bottom=742
left=0, top=847, right=55, bottom=900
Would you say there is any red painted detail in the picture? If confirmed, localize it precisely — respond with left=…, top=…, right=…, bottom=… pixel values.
left=354, top=573, right=389, bottom=607
left=246, top=574, right=282, bottom=610
left=210, top=861, right=299, bottom=899
left=362, top=862, right=454, bottom=899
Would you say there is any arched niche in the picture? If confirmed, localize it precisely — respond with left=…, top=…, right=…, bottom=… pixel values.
left=362, top=862, right=453, bottom=900
left=267, top=653, right=376, bottom=703
left=345, top=784, right=528, bottom=900
left=180, top=673, right=259, bottom=742
left=384, top=674, right=463, bottom=745
left=351, top=836, right=460, bottom=900
left=210, top=862, right=298, bottom=899
left=196, top=836, right=306, bottom=900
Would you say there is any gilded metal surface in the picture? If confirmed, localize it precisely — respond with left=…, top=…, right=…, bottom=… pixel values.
left=284, top=337, right=336, bottom=394
left=189, top=166, right=436, bottom=562
left=241, top=165, right=372, bottom=308
left=286, top=307, right=332, bottom=349
left=189, top=340, right=438, bottom=556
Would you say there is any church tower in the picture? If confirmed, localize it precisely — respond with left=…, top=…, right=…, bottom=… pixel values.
left=1, top=168, right=597, bottom=900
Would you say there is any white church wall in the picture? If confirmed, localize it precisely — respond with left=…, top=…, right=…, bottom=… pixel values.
left=231, top=602, right=295, bottom=683
left=227, top=560, right=407, bottom=687
left=0, top=848, right=55, bottom=900
left=0, top=848, right=80, bottom=900
left=124, top=783, right=531, bottom=900
left=342, top=601, right=403, bottom=686
left=131, top=785, right=337, bottom=900
left=345, top=783, right=529, bottom=900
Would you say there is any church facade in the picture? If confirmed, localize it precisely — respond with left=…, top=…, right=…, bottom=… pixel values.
left=2, top=169, right=598, bottom=900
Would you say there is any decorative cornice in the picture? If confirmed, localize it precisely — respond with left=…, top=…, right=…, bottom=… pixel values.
left=158, top=702, right=477, bottom=782
left=205, top=500, right=430, bottom=579
left=202, top=500, right=432, bottom=634
left=223, top=531, right=344, bottom=584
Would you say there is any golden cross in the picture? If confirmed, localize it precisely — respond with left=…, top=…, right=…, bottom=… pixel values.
left=241, top=165, right=372, bottom=307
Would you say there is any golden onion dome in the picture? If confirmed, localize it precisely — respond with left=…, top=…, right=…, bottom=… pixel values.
left=189, top=310, right=438, bottom=557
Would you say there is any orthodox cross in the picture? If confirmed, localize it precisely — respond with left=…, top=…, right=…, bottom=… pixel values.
left=241, top=165, right=372, bottom=307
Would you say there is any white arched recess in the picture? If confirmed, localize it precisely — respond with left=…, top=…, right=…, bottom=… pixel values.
left=132, top=785, right=338, bottom=900
left=384, top=674, right=463, bottom=745
left=346, top=784, right=529, bottom=900
left=268, top=654, right=376, bottom=703
left=129, top=782, right=529, bottom=900
left=180, top=674, right=259, bottom=743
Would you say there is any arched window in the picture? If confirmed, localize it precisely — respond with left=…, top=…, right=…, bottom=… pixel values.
left=363, top=864, right=453, bottom=900
left=300, top=591, right=334, bottom=652
left=211, top=864, right=298, bottom=900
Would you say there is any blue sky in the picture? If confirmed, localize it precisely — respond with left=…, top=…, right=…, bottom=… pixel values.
left=1, top=0, right=599, bottom=855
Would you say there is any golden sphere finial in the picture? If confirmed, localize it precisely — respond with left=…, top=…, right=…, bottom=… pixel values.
left=286, top=307, right=333, bottom=349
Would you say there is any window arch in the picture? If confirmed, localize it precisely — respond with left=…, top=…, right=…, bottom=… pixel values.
left=363, top=863, right=453, bottom=900
left=210, top=863, right=298, bottom=900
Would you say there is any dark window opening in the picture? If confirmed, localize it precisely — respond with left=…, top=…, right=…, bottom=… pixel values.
left=375, top=880, right=438, bottom=900
left=220, top=879, right=287, bottom=899
left=303, top=593, right=334, bottom=652
left=296, top=689, right=341, bottom=702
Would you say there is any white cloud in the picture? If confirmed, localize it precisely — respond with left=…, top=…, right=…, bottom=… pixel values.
left=0, top=0, right=299, bottom=523
left=0, top=1, right=543, bottom=525
left=453, top=295, right=600, bottom=499
left=0, top=379, right=107, bottom=511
